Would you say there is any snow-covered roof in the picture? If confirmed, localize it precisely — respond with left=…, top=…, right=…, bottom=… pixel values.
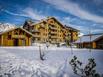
left=75, top=34, right=103, bottom=43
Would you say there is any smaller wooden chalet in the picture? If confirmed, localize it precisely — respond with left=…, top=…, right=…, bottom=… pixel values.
left=75, top=34, right=103, bottom=49
left=0, top=27, right=34, bottom=46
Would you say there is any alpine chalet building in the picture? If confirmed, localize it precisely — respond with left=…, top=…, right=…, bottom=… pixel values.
left=23, top=17, right=79, bottom=44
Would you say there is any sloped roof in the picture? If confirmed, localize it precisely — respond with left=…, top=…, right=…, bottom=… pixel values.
left=65, top=25, right=79, bottom=32
left=75, top=34, right=103, bottom=43
left=44, top=17, right=79, bottom=31
left=23, top=17, right=79, bottom=31
left=0, top=27, right=35, bottom=37
left=27, top=17, right=65, bottom=28
left=47, top=17, right=65, bottom=28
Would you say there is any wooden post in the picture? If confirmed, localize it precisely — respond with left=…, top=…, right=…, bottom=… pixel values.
left=1, top=35, right=3, bottom=46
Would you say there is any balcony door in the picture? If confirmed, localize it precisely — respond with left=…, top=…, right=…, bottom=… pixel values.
left=14, top=39, right=19, bottom=46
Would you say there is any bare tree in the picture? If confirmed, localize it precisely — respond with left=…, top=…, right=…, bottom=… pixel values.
left=39, top=45, right=45, bottom=61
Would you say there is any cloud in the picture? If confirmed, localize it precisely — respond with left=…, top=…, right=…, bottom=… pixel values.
left=65, top=23, right=103, bottom=34
left=60, top=16, right=103, bottom=34
left=23, top=7, right=46, bottom=20
left=61, top=16, right=77, bottom=25
left=93, top=0, right=103, bottom=5
left=2, top=8, right=46, bottom=20
left=3, top=9, right=28, bottom=17
left=91, top=29, right=103, bottom=33
left=43, top=0, right=103, bottom=24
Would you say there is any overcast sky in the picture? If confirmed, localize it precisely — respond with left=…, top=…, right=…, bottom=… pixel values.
left=0, top=0, right=103, bottom=34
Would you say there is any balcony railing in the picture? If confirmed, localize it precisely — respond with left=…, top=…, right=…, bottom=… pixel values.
left=31, top=30, right=40, bottom=33
left=49, top=26, right=57, bottom=30
left=50, top=36, right=58, bottom=38
left=12, top=35, right=25, bottom=38
left=33, top=34, right=41, bottom=37
left=50, top=31, right=57, bottom=34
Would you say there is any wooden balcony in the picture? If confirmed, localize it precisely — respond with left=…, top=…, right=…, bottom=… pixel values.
left=31, top=30, right=40, bottom=33
left=50, top=31, right=57, bottom=34
left=33, top=34, right=41, bottom=37
left=49, top=26, right=57, bottom=30
left=50, top=36, right=58, bottom=38
left=12, top=35, right=25, bottom=38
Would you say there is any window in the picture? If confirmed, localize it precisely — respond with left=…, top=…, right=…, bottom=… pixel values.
left=14, top=30, right=18, bottom=35
left=38, top=38, right=40, bottom=41
left=8, top=35, right=11, bottom=40
left=19, top=30, right=24, bottom=35
left=22, top=39, right=26, bottom=46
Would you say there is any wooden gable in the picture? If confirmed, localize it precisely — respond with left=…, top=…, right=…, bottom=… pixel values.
left=47, top=17, right=65, bottom=28
left=0, top=27, right=34, bottom=46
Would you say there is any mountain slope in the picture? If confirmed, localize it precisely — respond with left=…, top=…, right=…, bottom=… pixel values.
left=0, top=23, right=16, bottom=32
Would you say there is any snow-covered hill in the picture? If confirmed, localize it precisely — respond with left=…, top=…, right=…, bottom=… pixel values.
left=0, top=23, right=16, bottom=32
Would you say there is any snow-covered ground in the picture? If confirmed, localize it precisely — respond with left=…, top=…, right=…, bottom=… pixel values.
left=0, top=46, right=103, bottom=77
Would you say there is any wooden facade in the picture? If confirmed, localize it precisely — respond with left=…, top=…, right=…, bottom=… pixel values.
left=0, top=27, right=34, bottom=46
left=95, top=37, right=103, bottom=49
left=75, top=34, right=103, bottom=49
left=76, top=42, right=96, bottom=49
left=65, top=26, right=79, bottom=42
left=23, top=17, right=79, bottom=44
